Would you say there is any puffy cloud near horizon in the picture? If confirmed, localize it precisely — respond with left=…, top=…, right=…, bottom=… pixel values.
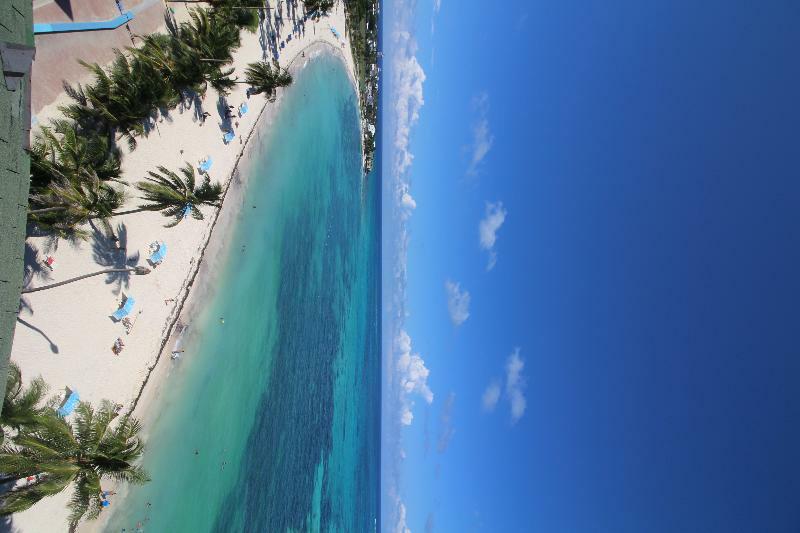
left=505, top=348, right=527, bottom=423
left=481, top=380, right=501, bottom=412
left=467, top=92, right=494, bottom=176
left=392, top=32, right=426, bottom=181
left=445, top=280, right=470, bottom=326
left=394, top=498, right=411, bottom=533
left=387, top=2, right=429, bottom=531
left=396, top=330, right=433, bottom=426
left=479, top=201, right=507, bottom=271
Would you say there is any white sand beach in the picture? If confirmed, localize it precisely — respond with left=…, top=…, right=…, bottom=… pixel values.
left=9, top=2, right=357, bottom=531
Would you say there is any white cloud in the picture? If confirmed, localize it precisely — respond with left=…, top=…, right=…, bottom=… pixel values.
left=444, top=280, right=470, bottom=326
left=431, top=0, right=442, bottom=35
left=481, top=348, right=527, bottom=424
left=385, top=2, right=428, bottom=530
left=394, top=499, right=411, bottom=533
left=396, top=330, right=433, bottom=426
left=392, top=32, right=426, bottom=181
left=466, top=92, right=494, bottom=176
left=479, top=201, right=507, bottom=271
left=481, top=380, right=501, bottom=412
left=505, top=348, right=526, bottom=423
left=401, top=191, right=417, bottom=210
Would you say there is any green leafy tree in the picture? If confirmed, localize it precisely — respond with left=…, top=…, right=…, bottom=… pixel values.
left=29, top=119, right=122, bottom=195
left=244, top=61, right=293, bottom=101
left=305, top=0, right=335, bottom=15
left=28, top=172, right=125, bottom=240
left=0, top=400, right=149, bottom=529
left=135, top=163, right=223, bottom=227
left=61, top=49, right=178, bottom=150
left=178, top=8, right=241, bottom=94
left=0, top=363, right=51, bottom=442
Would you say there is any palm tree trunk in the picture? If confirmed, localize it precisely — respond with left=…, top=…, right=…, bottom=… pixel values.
left=22, top=267, right=151, bottom=294
left=108, top=206, right=153, bottom=217
left=27, top=206, right=68, bottom=215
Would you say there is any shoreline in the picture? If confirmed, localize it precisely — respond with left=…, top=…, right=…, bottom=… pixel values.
left=89, top=42, right=360, bottom=533
left=10, top=2, right=362, bottom=530
left=126, top=39, right=356, bottom=422
left=90, top=43, right=359, bottom=533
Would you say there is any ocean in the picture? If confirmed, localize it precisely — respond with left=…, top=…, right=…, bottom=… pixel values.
left=106, top=52, right=381, bottom=532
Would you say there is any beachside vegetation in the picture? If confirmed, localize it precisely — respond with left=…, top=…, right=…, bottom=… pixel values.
left=0, top=372, right=149, bottom=528
left=342, top=0, right=379, bottom=172
left=135, top=163, right=223, bottom=227
left=61, top=7, right=243, bottom=152
left=244, top=60, right=293, bottom=100
left=306, top=0, right=336, bottom=15
left=0, top=363, right=49, bottom=443
left=25, top=4, right=285, bottom=237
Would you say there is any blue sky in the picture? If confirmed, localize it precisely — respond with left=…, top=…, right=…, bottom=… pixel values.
left=383, top=1, right=800, bottom=531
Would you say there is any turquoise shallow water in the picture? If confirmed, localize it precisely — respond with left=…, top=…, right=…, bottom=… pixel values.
left=106, top=52, right=380, bottom=532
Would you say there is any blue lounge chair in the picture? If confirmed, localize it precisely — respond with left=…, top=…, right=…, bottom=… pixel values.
left=330, top=26, right=341, bottom=39
left=112, top=296, right=135, bottom=321
left=198, top=157, right=213, bottom=173
left=224, top=131, right=235, bottom=144
left=239, top=102, right=249, bottom=116
left=57, top=390, right=80, bottom=417
left=149, top=243, right=167, bottom=265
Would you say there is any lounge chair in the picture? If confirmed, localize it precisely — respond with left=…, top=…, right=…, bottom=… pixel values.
left=223, top=131, right=235, bottom=144
left=198, top=157, right=213, bottom=173
left=112, top=295, right=135, bottom=321
left=57, top=388, right=80, bottom=417
left=149, top=242, right=167, bottom=266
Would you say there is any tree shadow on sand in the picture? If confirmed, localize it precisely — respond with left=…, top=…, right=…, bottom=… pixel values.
left=16, top=317, right=59, bottom=354
left=91, top=222, right=140, bottom=295
left=19, top=241, right=53, bottom=316
left=0, top=513, right=18, bottom=533
left=217, top=95, right=233, bottom=132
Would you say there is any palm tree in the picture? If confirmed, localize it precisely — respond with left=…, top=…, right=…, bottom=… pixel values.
left=29, top=119, right=122, bottom=195
left=61, top=49, right=178, bottom=150
left=28, top=173, right=126, bottom=240
left=177, top=8, right=241, bottom=94
left=0, top=363, right=50, bottom=442
left=244, top=61, right=293, bottom=101
left=134, top=163, right=222, bottom=227
left=0, top=400, right=149, bottom=528
left=305, top=0, right=335, bottom=15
